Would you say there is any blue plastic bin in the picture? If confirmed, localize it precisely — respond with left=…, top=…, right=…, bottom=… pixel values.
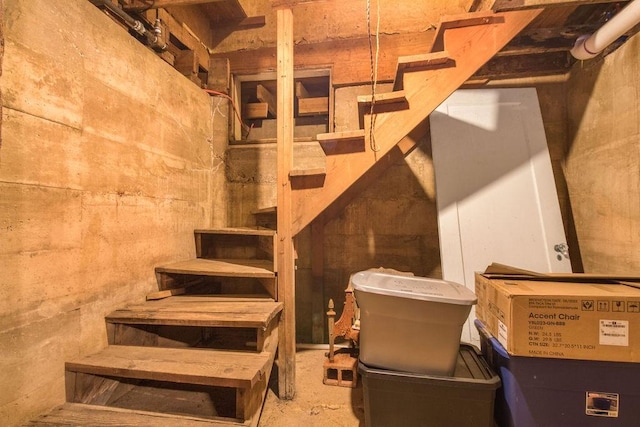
left=475, top=319, right=640, bottom=427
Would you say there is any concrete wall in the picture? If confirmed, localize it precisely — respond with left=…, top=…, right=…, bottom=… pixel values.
left=0, top=1, right=226, bottom=424
left=565, top=32, right=640, bottom=274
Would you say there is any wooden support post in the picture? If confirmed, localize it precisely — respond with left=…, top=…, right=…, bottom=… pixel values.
left=311, top=219, right=325, bottom=343
left=276, top=6, right=296, bottom=400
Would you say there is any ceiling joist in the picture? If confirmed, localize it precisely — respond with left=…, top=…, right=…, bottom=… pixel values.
left=123, top=0, right=226, bottom=11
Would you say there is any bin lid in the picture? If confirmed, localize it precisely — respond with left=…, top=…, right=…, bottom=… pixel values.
left=351, top=271, right=477, bottom=305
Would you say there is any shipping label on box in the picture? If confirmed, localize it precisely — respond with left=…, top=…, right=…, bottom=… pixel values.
left=475, top=273, right=640, bottom=362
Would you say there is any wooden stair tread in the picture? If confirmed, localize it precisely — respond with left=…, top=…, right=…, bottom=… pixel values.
left=194, top=227, right=275, bottom=237
left=66, top=345, right=271, bottom=389
left=393, top=51, right=454, bottom=90
left=316, top=129, right=365, bottom=142
left=430, top=11, right=499, bottom=52
left=156, top=259, right=275, bottom=278
left=106, top=296, right=283, bottom=329
left=27, top=403, right=246, bottom=426
left=289, top=167, right=326, bottom=177
left=357, top=90, right=406, bottom=106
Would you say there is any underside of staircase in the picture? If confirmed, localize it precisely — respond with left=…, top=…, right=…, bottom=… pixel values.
left=27, top=7, right=541, bottom=426
left=288, top=8, right=543, bottom=235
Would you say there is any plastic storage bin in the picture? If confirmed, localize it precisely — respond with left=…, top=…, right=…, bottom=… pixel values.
left=352, top=270, right=477, bottom=375
left=359, top=343, right=500, bottom=427
left=475, top=319, right=640, bottom=427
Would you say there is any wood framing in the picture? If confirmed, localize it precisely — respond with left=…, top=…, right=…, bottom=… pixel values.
left=124, top=0, right=226, bottom=11
left=493, top=0, right=622, bottom=10
left=276, top=7, right=296, bottom=400
left=289, top=9, right=543, bottom=235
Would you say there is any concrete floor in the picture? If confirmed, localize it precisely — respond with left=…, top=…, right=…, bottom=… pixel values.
left=259, top=349, right=364, bottom=427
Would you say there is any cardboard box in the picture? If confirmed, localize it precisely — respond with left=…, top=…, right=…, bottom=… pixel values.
left=475, top=264, right=640, bottom=362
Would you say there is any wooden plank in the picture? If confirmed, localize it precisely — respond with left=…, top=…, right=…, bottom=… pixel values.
left=271, top=0, right=329, bottom=7
left=357, top=90, right=407, bottom=106
left=295, top=81, right=311, bottom=99
left=155, top=9, right=210, bottom=72
left=276, top=6, right=296, bottom=400
left=316, top=129, right=365, bottom=143
left=27, top=403, right=245, bottom=426
left=124, top=0, right=226, bottom=10
left=202, top=0, right=248, bottom=23
left=207, top=57, right=230, bottom=93
left=155, top=258, right=275, bottom=278
left=175, top=50, right=198, bottom=77
left=245, top=103, right=269, bottom=119
left=290, top=8, right=543, bottom=235
left=106, top=298, right=283, bottom=328
left=146, top=288, right=187, bottom=300
left=256, top=84, right=277, bottom=117
left=394, top=51, right=455, bottom=90
left=289, top=167, right=326, bottom=177
left=297, top=97, right=329, bottom=116
left=430, top=11, right=501, bottom=52
left=195, top=227, right=276, bottom=236
left=66, top=345, right=270, bottom=389
left=493, top=0, right=621, bottom=10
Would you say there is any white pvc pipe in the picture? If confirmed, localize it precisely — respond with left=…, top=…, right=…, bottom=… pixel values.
left=570, top=0, right=640, bottom=60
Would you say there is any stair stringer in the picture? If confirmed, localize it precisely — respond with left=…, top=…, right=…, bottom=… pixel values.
left=290, top=8, right=542, bottom=236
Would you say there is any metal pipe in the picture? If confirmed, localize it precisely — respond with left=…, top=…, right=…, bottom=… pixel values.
left=571, top=0, right=640, bottom=60
left=92, top=0, right=167, bottom=51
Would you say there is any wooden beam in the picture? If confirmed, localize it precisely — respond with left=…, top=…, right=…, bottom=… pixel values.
left=271, top=0, right=330, bottom=8
left=124, top=0, right=225, bottom=11
left=207, top=57, right=230, bottom=93
left=276, top=7, right=296, bottom=400
left=257, top=84, right=277, bottom=117
left=153, top=9, right=210, bottom=72
left=493, top=0, right=622, bottom=10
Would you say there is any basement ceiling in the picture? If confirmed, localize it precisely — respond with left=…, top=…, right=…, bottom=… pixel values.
left=104, top=1, right=637, bottom=84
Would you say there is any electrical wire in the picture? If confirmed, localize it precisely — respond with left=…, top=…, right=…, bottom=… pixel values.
left=366, top=0, right=381, bottom=152
left=202, top=89, right=253, bottom=137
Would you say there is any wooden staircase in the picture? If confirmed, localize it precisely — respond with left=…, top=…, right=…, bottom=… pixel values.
left=27, top=228, right=282, bottom=427
left=287, top=9, right=543, bottom=236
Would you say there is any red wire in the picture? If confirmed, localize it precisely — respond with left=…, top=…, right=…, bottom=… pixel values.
left=202, top=89, right=251, bottom=133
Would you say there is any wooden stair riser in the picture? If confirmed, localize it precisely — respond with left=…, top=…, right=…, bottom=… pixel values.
left=65, top=372, right=242, bottom=422
left=195, top=231, right=276, bottom=270
left=107, top=324, right=267, bottom=352
left=26, top=403, right=249, bottom=427
left=106, top=297, right=282, bottom=351
left=155, top=272, right=277, bottom=300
